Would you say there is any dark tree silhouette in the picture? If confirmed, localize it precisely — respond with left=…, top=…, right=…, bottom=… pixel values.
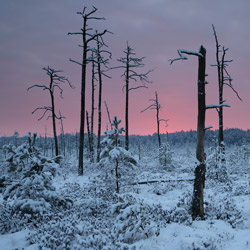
left=141, top=91, right=167, bottom=149
left=28, top=66, right=73, bottom=156
left=170, top=47, right=207, bottom=219
left=68, top=6, right=107, bottom=175
left=212, top=25, right=242, bottom=149
left=116, top=42, right=151, bottom=150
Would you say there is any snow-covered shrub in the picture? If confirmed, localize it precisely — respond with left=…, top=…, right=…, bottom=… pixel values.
left=0, top=200, right=50, bottom=234
left=168, top=192, right=193, bottom=225
left=206, top=140, right=229, bottom=182
left=1, top=132, right=70, bottom=214
left=99, top=116, right=137, bottom=193
left=112, top=194, right=160, bottom=244
left=159, top=142, right=172, bottom=167
left=205, top=195, right=244, bottom=228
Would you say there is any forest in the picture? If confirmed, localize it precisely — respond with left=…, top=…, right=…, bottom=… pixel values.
left=1, top=3, right=250, bottom=250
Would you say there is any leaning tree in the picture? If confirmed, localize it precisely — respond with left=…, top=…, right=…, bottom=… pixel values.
left=28, top=66, right=73, bottom=156
left=68, top=6, right=107, bottom=175
left=116, top=42, right=152, bottom=150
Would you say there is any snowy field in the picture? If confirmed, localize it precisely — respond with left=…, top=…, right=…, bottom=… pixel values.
left=0, top=138, right=250, bottom=250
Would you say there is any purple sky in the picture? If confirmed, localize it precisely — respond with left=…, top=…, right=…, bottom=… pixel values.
left=0, top=0, right=250, bottom=136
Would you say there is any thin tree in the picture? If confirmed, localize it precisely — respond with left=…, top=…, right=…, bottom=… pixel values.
left=90, top=55, right=96, bottom=162
left=59, top=110, right=66, bottom=157
left=104, top=100, right=112, bottom=129
left=28, top=66, right=73, bottom=156
left=68, top=6, right=107, bottom=175
left=94, top=34, right=112, bottom=162
left=212, top=24, right=242, bottom=149
left=116, top=42, right=152, bottom=150
left=141, top=91, right=167, bottom=149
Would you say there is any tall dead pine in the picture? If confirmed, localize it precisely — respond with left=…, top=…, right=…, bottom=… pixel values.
left=68, top=6, right=107, bottom=175
left=212, top=25, right=242, bottom=149
left=141, top=91, right=167, bottom=149
left=170, top=46, right=207, bottom=219
left=28, top=66, right=72, bottom=156
left=116, top=42, right=151, bottom=150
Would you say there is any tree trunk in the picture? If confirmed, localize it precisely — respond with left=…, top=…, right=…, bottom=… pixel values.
left=78, top=18, right=87, bottom=176
left=156, top=92, right=161, bottom=148
left=90, top=59, right=95, bottom=161
left=50, top=89, right=59, bottom=156
left=125, top=56, right=129, bottom=151
left=192, top=45, right=206, bottom=219
left=96, top=40, right=103, bottom=162
left=86, top=111, right=93, bottom=161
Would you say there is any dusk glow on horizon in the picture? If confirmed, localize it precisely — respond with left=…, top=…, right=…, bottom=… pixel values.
left=1, top=0, right=250, bottom=137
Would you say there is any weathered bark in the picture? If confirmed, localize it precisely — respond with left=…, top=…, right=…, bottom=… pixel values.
left=192, top=45, right=206, bottom=219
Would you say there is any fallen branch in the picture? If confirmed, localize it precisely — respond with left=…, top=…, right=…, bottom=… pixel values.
left=130, top=178, right=194, bottom=185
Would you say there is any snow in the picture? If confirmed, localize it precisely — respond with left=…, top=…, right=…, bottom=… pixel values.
left=206, top=104, right=231, bottom=109
left=1, top=141, right=250, bottom=249
left=0, top=230, right=38, bottom=250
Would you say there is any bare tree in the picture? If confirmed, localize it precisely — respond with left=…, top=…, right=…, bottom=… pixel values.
left=104, top=100, right=112, bottom=129
left=212, top=25, right=242, bottom=149
left=90, top=56, right=96, bottom=162
left=116, top=42, right=152, bottom=150
left=68, top=6, right=107, bottom=175
left=28, top=66, right=73, bottom=156
left=170, top=46, right=207, bottom=219
left=59, top=110, right=66, bottom=157
left=141, top=91, right=167, bottom=148
left=94, top=34, right=112, bottom=162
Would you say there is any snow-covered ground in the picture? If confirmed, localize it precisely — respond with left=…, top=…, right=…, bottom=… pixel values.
left=0, top=144, right=250, bottom=250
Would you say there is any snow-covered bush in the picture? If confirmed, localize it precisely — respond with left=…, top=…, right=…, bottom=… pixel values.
left=112, top=194, right=160, bottom=244
left=206, top=140, right=229, bottom=182
left=168, top=192, right=193, bottom=225
left=159, top=142, right=172, bottom=167
left=99, top=116, right=137, bottom=193
left=1, top=132, right=70, bottom=214
left=205, top=195, right=244, bottom=228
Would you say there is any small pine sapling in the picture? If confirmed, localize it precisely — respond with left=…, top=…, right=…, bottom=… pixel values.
left=99, top=116, right=137, bottom=193
left=2, top=132, right=70, bottom=214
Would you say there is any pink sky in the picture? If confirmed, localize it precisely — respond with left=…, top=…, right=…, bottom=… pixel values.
left=0, top=0, right=250, bottom=136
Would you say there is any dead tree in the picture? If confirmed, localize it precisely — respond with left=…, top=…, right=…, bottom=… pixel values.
left=90, top=56, right=96, bottom=162
left=104, top=100, right=112, bottom=129
left=59, top=110, right=66, bottom=157
left=68, top=6, right=107, bottom=175
left=141, top=91, right=167, bottom=148
left=212, top=25, right=242, bottom=149
left=86, top=110, right=93, bottom=161
left=170, top=46, right=207, bottom=219
left=28, top=66, right=73, bottom=156
left=116, top=42, right=152, bottom=150
left=94, top=34, right=112, bottom=163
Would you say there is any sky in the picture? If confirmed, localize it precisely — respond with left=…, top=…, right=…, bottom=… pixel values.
left=0, top=0, right=250, bottom=137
